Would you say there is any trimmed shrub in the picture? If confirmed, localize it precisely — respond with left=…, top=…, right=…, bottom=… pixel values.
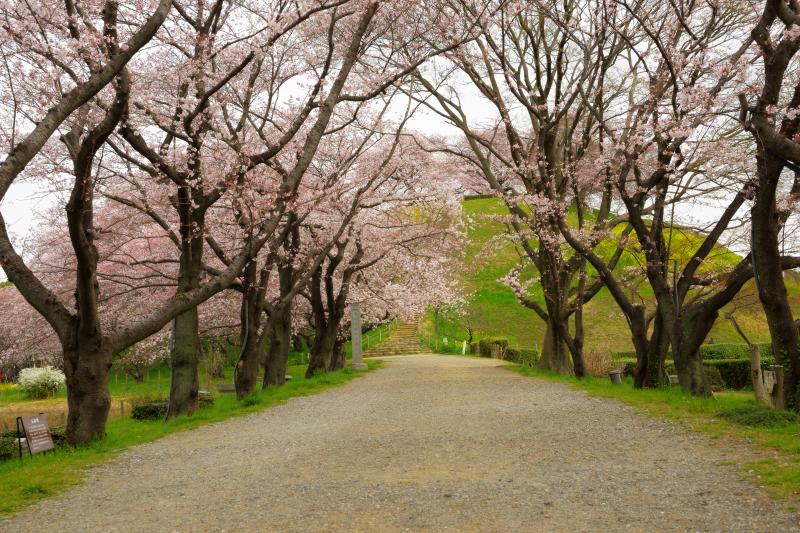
left=664, top=358, right=775, bottom=390
left=518, top=349, right=539, bottom=367
left=0, top=424, right=67, bottom=462
left=131, top=399, right=168, bottom=420
left=131, top=396, right=214, bottom=420
left=699, top=343, right=774, bottom=360
left=502, top=347, right=539, bottom=367
left=17, top=366, right=66, bottom=399
left=478, top=337, right=509, bottom=358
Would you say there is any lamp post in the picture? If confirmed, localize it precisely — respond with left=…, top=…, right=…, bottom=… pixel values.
left=350, top=303, right=367, bottom=370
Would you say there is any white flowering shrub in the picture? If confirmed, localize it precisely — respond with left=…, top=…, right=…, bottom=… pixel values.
left=17, top=366, right=66, bottom=399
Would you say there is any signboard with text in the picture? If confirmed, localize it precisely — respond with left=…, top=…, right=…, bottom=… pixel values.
left=17, top=414, right=55, bottom=456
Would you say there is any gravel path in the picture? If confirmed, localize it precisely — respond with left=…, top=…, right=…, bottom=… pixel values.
left=4, top=355, right=798, bottom=532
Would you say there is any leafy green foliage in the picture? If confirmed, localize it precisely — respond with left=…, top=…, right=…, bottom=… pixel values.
left=478, top=337, right=508, bottom=357
left=700, top=343, right=774, bottom=360
left=0, top=425, right=68, bottom=462
left=503, top=347, right=539, bottom=367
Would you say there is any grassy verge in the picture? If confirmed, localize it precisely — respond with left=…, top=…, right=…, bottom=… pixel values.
left=0, top=360, right=381, bottom=516
left=510, top=365, right=800, bottom=503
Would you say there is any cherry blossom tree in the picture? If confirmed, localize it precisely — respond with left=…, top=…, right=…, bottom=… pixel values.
left=738, top=0, right=800, bottom=409
left=411, top=0, right=638, bottom=376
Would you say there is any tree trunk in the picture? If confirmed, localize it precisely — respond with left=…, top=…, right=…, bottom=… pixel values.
left=634, top=314, right=669, bottom=388
left=166, top=309, right=200, bottom=419
left=235, top=263, right=264, bottom=399
left=330, top=338, right=346, bottom=371
left=538, top=320, right=573, bottom=375
left=235, top=328, right=262, bottom=399
left=63, top=337, right=112, bottom=445
left=306, top=327, right=336, bottom=378
left=263, top=307, right=291, bottom=388
left=670, top=311, right=713, bottom=397
left=752, top=158, right=800, bottom=409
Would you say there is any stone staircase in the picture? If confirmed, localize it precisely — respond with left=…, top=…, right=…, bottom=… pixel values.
left=365, top=321, right=425, bottom=357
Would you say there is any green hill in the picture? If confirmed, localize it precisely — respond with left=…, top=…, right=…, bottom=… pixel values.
left=424, top=197, right=800, bottom=354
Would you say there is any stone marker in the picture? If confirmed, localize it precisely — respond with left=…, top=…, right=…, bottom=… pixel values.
left=350, top=303, right=367, bottom=370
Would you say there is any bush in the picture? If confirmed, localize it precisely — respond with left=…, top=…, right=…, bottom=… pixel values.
left=17, top=366, right=66, bottom=399
left=131, top=395, right=213, bottom=420
left=502, top=347, right=539, bottom=367
left=0, top=424, right=67, bottom=462
left=478, top=337, right=508, bottom=358
left=663, top=358, right=776, bottom=390
left=699, top=343, right=774, bottom=360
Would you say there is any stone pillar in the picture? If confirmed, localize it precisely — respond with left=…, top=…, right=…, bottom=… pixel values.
left=350, top=303, right=367, bottom=370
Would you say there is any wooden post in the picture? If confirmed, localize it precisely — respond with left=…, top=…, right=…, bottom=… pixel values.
left=120, top=400, right=125, bottom=419
left=772, top=365, right=785, bottom=409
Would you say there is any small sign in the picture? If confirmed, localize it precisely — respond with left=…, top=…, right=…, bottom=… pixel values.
left=17, top=414, right=54, bottom=457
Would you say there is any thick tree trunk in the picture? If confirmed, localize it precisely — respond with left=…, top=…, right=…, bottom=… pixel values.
left=63, top=337, right=112, bottom=445
left=306, top=328, right=336, bottom=378
left=538, top=320, right=573, bottom=374
left=235, top=263, right=264, bottom=399
left=235, top=328, right=262, bottom=400
left=263, top=307, right=291, bottom=388
left=166, top=308, right=201, bottom=418
left=330, top=339, right=346, bottom=371
left=752, top=159, right=800, bottom=408
left=671, top=311, right=713, bottom=397
left=634, top=314, right=669, bottom=388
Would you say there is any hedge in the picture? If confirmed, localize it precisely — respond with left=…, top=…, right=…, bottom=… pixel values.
left=622, top=358, right=775, bottom=390
left=699, top=343, right=774, bottom=360
left=132, top=395, right=214, bottom=420
left=503, top=347, right=539, bottom=367
left=614, top=343, right=776, bottom=362
left=478, top=337, right=509, bottom=358
left=1, top=424, right=67, bottom=462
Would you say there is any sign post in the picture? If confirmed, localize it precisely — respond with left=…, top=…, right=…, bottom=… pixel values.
left=16, top=413, right=55, bottom=459
left=350, top=303, right=367, bottom=370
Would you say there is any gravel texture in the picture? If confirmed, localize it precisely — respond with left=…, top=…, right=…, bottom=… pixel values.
left=3, top=354, right=799, bottom=532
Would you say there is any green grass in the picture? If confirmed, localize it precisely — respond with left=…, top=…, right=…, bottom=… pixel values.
left=511, top=364, right=800, bottom=500
left=451, top=197, right=800, bottom=353
left=0, top=360, right=381, bottom=516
